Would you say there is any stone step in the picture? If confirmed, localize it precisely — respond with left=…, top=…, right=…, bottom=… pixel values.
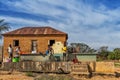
left=71, top=63, right=89, bottom=75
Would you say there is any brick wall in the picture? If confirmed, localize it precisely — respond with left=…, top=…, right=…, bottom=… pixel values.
left=3, top=35, right=67, bottom=58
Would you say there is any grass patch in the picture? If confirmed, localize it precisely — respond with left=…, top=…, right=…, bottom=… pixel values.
left=25, top=72, right=34, bottom=77
left=115, top=63, right=120, bottom=67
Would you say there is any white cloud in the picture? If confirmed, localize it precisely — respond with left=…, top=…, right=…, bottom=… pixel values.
left=0, top=16, right=46, bottom=25
left=3, top=0, right=67, bottom=17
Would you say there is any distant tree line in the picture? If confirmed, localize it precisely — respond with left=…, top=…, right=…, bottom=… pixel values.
left=67, top=43, right=120, bottom=61
left=67, top=43, right=96, bottom=53
left=98, top=47, right=120, bottom=61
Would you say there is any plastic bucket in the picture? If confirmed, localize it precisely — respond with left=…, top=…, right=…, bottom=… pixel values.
left=12, top=57, right=19, bottom=62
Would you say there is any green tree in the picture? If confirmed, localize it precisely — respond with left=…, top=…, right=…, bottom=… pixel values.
left=99, top=51, right=109, bottom=60
left=0, top=19, right=10, bottom=38
left=97, top=46, right=110, bottom=60
left=113, top=48, right=120, bottom=60
left=107, top=52, right=115, bottom=60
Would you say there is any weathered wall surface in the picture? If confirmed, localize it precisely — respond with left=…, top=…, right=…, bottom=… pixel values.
left=2, top=61, right=71, bottom=72
left=3, top=35, right=67, bottom=58
left=88, top=61, right=114, bottom=73
left=2, top=61, right=115, bottom=74
left=52, top=41, right=64, bottom=54
left=95, top=62, right=114, bottom=73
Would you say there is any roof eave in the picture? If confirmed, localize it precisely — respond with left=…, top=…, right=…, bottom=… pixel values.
left=2, top=34, right=68, bottom=36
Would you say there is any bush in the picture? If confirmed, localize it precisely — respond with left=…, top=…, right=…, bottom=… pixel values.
left=107, top=52, right=115, bottom=60
left=26, top=72, right=34, bottom=77
left=115, top=63, right=120, bottom=67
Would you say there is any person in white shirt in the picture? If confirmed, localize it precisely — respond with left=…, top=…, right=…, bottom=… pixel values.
left=7, top=44, right=13, bottom=59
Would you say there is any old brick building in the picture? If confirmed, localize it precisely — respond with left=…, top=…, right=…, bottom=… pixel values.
left=2, top=26, right=68, bottom=58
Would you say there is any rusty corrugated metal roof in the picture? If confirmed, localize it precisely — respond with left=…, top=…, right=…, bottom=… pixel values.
left=3, top=26, right=67, bottom=36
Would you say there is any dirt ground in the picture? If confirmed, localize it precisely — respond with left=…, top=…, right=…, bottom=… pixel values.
left=72, top=75, right=120, bottom=80
left=0, top=67, right=120, bottom=80
left=0, top=71, right=33, bottom=80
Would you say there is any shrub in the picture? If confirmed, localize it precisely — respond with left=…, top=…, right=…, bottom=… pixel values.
left=26, top=72, right=34, bottom=77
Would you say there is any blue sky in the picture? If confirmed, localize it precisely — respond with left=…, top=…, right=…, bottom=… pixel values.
left=0, top=0, right=120, bottom=50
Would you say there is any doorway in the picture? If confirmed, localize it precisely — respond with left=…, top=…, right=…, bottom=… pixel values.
left=31, top=40, right=37, bottom=52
